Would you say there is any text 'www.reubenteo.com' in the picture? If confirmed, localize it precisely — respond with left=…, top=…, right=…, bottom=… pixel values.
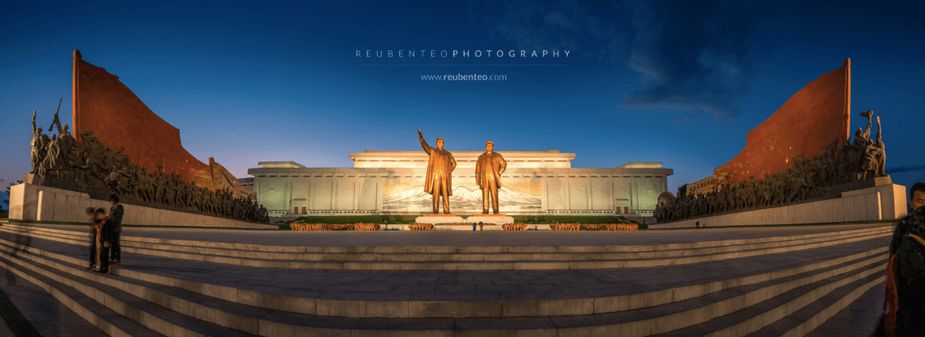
left=419, top=73, right=508, bottom=81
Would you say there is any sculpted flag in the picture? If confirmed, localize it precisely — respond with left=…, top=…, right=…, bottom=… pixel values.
left=71, top=50, right=243, bottom=193
left=714, top=59, right=852, bottom=184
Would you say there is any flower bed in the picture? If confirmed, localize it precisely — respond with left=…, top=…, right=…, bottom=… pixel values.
left=502, top=224, right=528, bottom=231
left=408, top=223, right=435, bottom=231
left=550, top=223, right=638, bottom=231
left=289, top=223, right=381, bottom=231
left=549, top=223, right=581, bottom=231
left=354, top=223, right=380, bottom=231
left=602, top=223, right=638, bottom=231
left=290, top=223, right=325, bottom=231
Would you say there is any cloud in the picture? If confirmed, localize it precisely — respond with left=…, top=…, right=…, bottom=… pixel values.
left=468, top=0, right=631, bottom=63
left=470, top=0, right=755, bottom=119
left=622, top=0, right=752, bottom=119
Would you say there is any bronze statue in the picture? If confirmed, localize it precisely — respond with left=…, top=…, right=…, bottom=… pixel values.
left=860, top=116, right=886, bottom=180
left=25, top=107, right=270, bottom=223
left=475, top=140, right=507, bottom=214
left=418, top=129, right=456, bottom=214
left=655, top=112, right=891, bottom=223
left=30, top=109, right=45, bottom=174
left=875, top=116, right=886, bottom=177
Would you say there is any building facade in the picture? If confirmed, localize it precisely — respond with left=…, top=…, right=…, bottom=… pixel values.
left=247, top=150, right=672, bottom=218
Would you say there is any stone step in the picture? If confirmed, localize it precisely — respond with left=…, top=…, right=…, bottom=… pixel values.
left=3, top=223, right=891, bottom=262
left=2, top=221, right=891, bottom=253
left=0, top=255, right=163, bottom=337
left=0, top=233, right=886, bottom=336
left=0, top=257, right=105, bottom=337
left=654, top=259, right=884, bottom=337
left=0, top=225, right=891, bottom=270
left=0, top=230, right=889, bottom=318
left=0, top=248, right=249, bottom=337
left=746, top=271, right=884, bottom=337
left=804, top=282, right=885, bottom=337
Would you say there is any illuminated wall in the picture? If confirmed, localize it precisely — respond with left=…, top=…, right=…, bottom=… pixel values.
left=248, top=151, right=671, bottom=217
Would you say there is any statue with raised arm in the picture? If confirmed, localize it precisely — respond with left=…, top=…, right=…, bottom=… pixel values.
left=874, top=115, right=886, bottom=177
left=418, top=129, right=456, bottom=214
left=30, top=109, right=45, bottom=174
left=859, top=110, right=874, bottom=142
left=476, top=140, right=507, bottom=214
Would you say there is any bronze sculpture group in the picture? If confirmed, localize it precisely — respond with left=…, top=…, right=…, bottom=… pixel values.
left=28, top=109, right=270, bottom=223
left=655, top=111, right=889, bottom=223
left=418, top=130, right=507, bottom=215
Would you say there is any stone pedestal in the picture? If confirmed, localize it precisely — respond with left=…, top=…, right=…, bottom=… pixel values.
left=414, top=214, right=466, bottom=225
left=7, top=183, right=277, bottom=230
left=652, top=180, right=908, bottom=229
left=466, top=214, right=515, bottom=225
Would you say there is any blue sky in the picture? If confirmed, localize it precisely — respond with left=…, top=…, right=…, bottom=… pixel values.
left=2, top=0, right=924, bottom=197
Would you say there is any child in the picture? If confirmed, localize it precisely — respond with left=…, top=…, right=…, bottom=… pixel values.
left=93, top=208, right=113, bottom=274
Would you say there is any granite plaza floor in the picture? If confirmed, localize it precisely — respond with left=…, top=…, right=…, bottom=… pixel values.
left=0, top=221, right=892, bottom=336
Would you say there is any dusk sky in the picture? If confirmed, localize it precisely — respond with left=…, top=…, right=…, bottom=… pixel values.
left=2, top=0, right=924, bottom=196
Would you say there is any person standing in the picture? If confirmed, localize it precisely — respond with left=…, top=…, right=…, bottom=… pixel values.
left=92, top=208, right=113, bottom=274
left=108, top=194, right=124, bottom=264
left=84, top=207, right=96, bottom=270
left=880, top=183, right=925, bottom=336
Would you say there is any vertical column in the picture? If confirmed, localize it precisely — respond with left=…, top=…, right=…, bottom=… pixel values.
left=585, top=177, right=592, bottom=213
left=354, top=178, right=360, bottom=211
left=375, top=177, right=383, bottom=213
left=540, top=173, right=548, bottom=213
left=284, top=182, right=293, bottom=214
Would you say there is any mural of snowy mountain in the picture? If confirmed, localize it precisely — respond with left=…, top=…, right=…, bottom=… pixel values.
left=382, top=185, right=541, bottom=213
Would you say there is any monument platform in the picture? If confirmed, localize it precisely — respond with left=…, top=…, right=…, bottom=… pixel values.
left=466, top=213, right=515, bottom=225
left=414, top=213, right=515, bottom=231
left=413, top=213, right=466, bottom=225
left=8, top=183, right=277, bottom=230
left=653, top=179, right=906, bottom=229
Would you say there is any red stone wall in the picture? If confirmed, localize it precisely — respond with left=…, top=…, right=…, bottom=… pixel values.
left=71, top=50, right=240, bottom=192
left=714, top=59, right=852, bottom=184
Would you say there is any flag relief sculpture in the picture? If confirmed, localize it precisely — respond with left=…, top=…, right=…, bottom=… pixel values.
left=655, top=59, right=897, bottom=225
left=17, top=50, right=269, bottom=224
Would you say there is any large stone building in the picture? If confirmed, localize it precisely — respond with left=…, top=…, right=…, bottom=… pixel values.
left=248, top=150, right=672, bottom=218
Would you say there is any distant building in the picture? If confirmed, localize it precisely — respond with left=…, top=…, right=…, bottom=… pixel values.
left=248, top=150, right=672, bottom=218
left=238, top=177, right=254, bottom=194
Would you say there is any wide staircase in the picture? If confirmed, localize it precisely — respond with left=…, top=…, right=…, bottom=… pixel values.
left=0, top=222, right=891, bottom=336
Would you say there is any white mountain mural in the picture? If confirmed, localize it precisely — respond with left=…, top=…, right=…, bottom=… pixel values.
left=382, top=185, right=541, bottom=213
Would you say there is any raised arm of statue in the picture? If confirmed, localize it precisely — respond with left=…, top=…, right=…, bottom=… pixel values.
left=876, top=116, right=882, bottom=142
left=418, top=129, right=432, bottom=154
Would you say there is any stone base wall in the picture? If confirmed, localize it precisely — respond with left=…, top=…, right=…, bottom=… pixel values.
left=651, top=183, right=907, bottom=229
left=8, top=183, right=277, bottom=230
